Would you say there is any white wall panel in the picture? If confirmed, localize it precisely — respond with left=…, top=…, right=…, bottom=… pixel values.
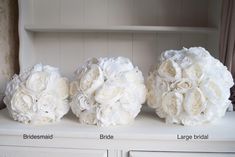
left=84, top=0, right=108, bottom=25
left=181, top=0, right=208, bottom=27
left=157, top=33, right=181, bottom=53
left=34, top=33, right=60, bottom=67
left=0, top=146, right=107, bottom=157
left=84, top=33, right=108, bottom=59
left=23, top=0, right=220, bottom=78
left=108, top=33, right=133, bottom=60
left=61, top=0, right=84, bottom=26
left=33, top=0, right=60, bottom=26
left=156, top=0, right=181, bottom=26
left=108, top=0, right=134, bottom=25
left=133, top=0, right=157, bottom=25
left=180, top=34, right=207, bottom=49
left=60, top=33, right=84, bottom=78
left=133, top=33, right=158, bottom=77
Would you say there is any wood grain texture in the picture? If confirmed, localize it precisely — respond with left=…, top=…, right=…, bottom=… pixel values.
left=0, top=0, right=19, bottom=109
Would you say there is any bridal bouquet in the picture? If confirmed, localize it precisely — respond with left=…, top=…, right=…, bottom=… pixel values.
left=147, top=47, right=234, bottom=126
left=70, top=57, right=146, bottom=126
left=4, top=64, right=70, bottom=125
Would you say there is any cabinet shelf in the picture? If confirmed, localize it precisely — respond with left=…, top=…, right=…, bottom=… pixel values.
left=25, top=25, right=218, bottom=34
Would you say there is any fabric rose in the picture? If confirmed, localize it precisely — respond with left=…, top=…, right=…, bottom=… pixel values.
left=162, top=91, right=183, bottom=117
left=147, top=47, right=234, bottom=126
left=170, top=78, right=194, bottom=93
left=4, top=64, right=70, bottom=125
left=183, top=87, right=206, bottom=116
left=95, top=80, right=125, bottom=105
left=26, top=71, right=49, bottom=93
left=158, top=59, right=182, bottom=82
left=70, top=57, right=146, bottom=126
left=147, top=73, right=170, bottom=117
left=99, top=57, right=134, bottom=79
left=79, top=64, right=104, bottom=96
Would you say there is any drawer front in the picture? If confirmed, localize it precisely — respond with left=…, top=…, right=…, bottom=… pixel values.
left=0, top=146, right=107, bottom=157
left=129, top=151, right=235, bottom=157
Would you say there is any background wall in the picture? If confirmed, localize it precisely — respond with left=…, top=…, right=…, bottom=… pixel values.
left=0, top=0, right=19, bottom=109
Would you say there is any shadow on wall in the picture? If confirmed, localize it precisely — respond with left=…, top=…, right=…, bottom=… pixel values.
left=0, top=0, right=19, bottom=109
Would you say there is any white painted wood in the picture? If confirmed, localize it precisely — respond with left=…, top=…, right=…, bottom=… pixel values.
left=108, top=0, right=134, bottom=25
left=24, top=25, right=218, bottom=34
left=180, top=34, right=208, bottom=49
left=129, top=151, right=235, bottom=157
left=84, top=33, right=108, bottom=59
left=208, top=0, right=221, bottom=27
left=133, top=0, right=157, bottom=25
left=18, top=0, right=35, bottom=73
left=181, top=0, right=208, bottom=27
left=28, top=0, right=220, bottom=28
left=33, top=0, right=60, bottom=26
left=107, top=33, right=133, bottom=59
left=34, top=33, right=60, bottom=68
left=156, top=0, right=181, bottom=26
left=0, top=146, right=107, bottom=157
left=207, top=33, right=219, bottom=58
left=61, top=0, right=84, bottom=26
left=133, top=33, right=158, bottom=77
left=157, top=33, right=181, bottom=54
left=0, top=108, right=234, bottom=142
left=18, top=31, right=219, bottom=78
left=59, top=33, right=84, bottom=77
left=0, top=108, right=235, bottom=154
left=84, top=0, right=108, bottom=26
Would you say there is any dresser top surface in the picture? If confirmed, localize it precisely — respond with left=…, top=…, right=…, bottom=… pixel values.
left=0, top=108, right=234, bottom=141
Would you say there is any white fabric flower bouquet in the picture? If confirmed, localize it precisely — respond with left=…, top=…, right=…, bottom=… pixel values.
left=70, top=57, right=146, bottom=126
left=147, top=47, right=234, bottom=126
left=3, top=47, right=233, bottom=126
left=4, top=64, right=70, bottom=125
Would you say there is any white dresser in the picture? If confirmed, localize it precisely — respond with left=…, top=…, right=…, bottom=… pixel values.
left=0, top=108, right=235, bottom=157
left=1, top=0, right=234, bottom=156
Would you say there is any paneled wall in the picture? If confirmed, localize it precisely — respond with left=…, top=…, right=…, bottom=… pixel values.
left=29, top=0, right=213, bottom=27
left=32, top=32, right=208, bottom=78
left=20, top=0, right=220, bottom=79
left=0, top=0, right=19, bottom=109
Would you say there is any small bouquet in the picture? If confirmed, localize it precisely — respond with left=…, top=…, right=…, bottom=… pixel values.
left=147, top=47, right=234, bottom=126
left=70, top=57, right=146, bottom=126
left=4, top=64, right=70, bottom=125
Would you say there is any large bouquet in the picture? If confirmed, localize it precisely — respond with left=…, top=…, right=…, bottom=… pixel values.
left=4, top=64, right=70, bottom=125
left=147, top=47, right=234, bottom=126
left=70, top=57, right=146, bottom=126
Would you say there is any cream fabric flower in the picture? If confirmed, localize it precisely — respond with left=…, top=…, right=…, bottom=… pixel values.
left=26, top=71, right=49, bottom=93
left=99, top=57, right=134, bottom=79
left=53, top=78, right=69, bottom=99
left=183, top=63, right=204, bottom=83
left=69, top=81, right=79, bottom=97
left=162, top=91, right=183, bottom=117
left=158, top=59, right=182, bottom=82
left=79, top=64, right=104, bottom=96
left=184, top=87, right=206, bottom=116
left=70, top=57, right=146, bottom=126
left=147, top=74, right=170, bottom=109
left=4, top=64, right=69, bottom=125
left=11, top=89, right=34, bottom=114
left=95, top=80, right=125, bottom=105
left=171, top=78, right=193, bottom=93
left=147, top=47, right=234, bottom=126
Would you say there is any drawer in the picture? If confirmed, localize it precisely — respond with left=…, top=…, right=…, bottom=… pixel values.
left=129, top=151, right=235, bottom=157
left=0, top=146, right=107, bottom=157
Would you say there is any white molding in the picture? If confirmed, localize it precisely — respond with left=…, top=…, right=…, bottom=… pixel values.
left=24, top=25, right=218, bottom=34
